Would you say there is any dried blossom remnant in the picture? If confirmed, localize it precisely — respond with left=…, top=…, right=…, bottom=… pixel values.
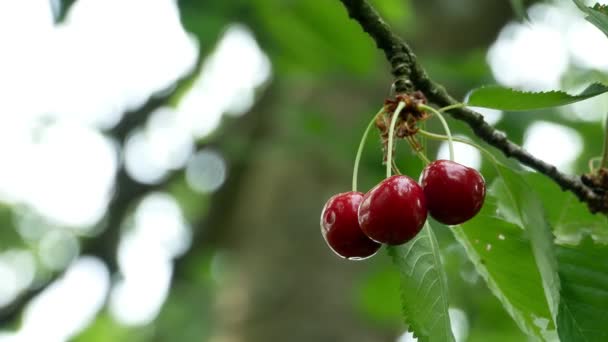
left=375, top=109, right=391, bottom=163
left=381, top=91, right=429, bottom=136
left=375, top=92, right=430, bottom=163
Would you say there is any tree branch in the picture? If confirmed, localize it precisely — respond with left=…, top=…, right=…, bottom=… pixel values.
left=338, top=0, right=605, bottom=213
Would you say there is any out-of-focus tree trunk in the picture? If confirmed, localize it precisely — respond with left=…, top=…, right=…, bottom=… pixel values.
left=201, top=82, right=390, bottom=341
left=210, top=141, right=390, bottom=342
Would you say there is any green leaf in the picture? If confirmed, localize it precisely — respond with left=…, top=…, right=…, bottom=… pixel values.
left=454, top=165, right=557, bottom=340
left=525, top=168, right=608, bottom=341
left=466, top=83, right=608, bottom=111
left=522, top=171, right=608, bottom=340
left=556, top=237, right=608, bottom=342
left=388, top=223, right=455, bottom=342
left=572, top=0, right=608, bottom=39
left=493, top=166, right=560, bottom=321
left=524, top=173, right=608, bottom=244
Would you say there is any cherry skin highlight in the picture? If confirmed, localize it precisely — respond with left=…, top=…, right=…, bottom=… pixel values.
left=420, top=159, right=486, bottom=225
left=320, top=192, right=381, bottom=260
left=358, top=175, right=427, bottom=245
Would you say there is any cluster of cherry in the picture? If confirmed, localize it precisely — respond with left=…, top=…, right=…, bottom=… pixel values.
left=320, top=98, right=486, bottom=260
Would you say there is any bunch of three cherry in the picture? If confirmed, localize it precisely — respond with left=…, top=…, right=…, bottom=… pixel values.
left=320, top=93, right=486, bottom=260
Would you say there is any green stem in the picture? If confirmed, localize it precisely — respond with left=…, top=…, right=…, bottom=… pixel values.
left=387, top=101, right=406, bottom=178
left=392, top=160, right=402, bottom=175
left=438, top=103, right=466, bottom=113
left=416, top=149, right=431, bottom=165
left=419, top=104, right=454, bottom=161
left=352, top=107, right=385, bottom=192
left=589, top=157, right=601, bottom=173
left=418, top=129, right=499, bottom=165
left=406, top=136, right=431, bottom=165
left=600, top=116, right=608, bottom=169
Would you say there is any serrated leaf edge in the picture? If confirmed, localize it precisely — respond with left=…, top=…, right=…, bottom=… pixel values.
left=466, top=82, right=608, bottom=110
left=388, top=223, right=454, bottom=342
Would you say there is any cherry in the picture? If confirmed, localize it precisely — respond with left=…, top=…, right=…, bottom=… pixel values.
left=358, top=175, right=427, bottom=245
left=320, top=192, right=381, bottom=260
left=419, top=159, right=486, bottom=225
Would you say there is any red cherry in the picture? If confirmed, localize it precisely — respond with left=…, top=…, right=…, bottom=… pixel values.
left=420, top=159, right=486, bottom=225
left=358, top=175, right=427, bottom=245
left=320, top=192, right=381, bottom=260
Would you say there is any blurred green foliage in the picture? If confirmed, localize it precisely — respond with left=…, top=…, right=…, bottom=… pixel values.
left=0, top=0, right=605, bottom=341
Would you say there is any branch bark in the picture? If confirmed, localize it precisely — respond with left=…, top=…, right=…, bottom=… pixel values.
left=338, top=0, right=605, bottom=213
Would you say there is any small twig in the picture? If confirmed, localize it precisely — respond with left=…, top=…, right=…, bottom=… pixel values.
left=338, top=0, right=604, bottom=213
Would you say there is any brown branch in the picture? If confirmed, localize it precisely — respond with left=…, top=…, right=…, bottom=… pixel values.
left=338, top=0, right=605, bottom=213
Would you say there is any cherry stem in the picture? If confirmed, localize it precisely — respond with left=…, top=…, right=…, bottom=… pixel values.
left=418, top=104, right=454, bottom=161
left=600, top=115, right=608, bottom=170
left=352, top=107, right=385, bottom=192
left=438, top=103, right=466, bottom=113
left=418, top=129, right=498, bottom=165
left=589, top=157, right=601, bottom=173
left=406, top=135, right=430, bottom=165
left=392, top=160, right=402, bottom=175
left=387, top=101, right=406, bottom=178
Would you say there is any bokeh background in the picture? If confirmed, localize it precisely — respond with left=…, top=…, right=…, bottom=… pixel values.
left=0, top=0, right=606, bottom=341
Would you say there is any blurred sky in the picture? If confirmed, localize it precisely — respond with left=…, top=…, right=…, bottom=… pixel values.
left=0, top=0, right=269, bottom=340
